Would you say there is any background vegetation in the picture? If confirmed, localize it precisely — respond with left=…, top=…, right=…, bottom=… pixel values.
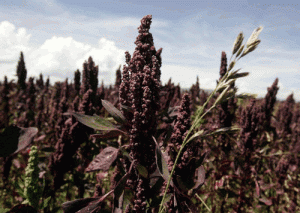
left=0, top=15, right=299, bottom=213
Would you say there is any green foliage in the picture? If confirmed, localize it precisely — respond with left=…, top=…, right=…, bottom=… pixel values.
left=22, top=145, right=41, bottom=210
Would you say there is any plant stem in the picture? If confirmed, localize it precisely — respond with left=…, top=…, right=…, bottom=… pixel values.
left=195, top=193, right=211, bottom=212
left=158, top=84, right=218, bottom=213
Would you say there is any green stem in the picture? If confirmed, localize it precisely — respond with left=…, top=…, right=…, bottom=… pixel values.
left=158, top=86, right=218, bottom=213
left=195, top=193, right=211, bottom=212
left=158, top=49, right=250, bottom=212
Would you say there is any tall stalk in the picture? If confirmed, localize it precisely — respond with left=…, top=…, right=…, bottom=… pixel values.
left=159, top=25, right=263, bottom=212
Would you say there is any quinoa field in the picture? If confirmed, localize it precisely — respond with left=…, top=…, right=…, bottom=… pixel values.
left=0, top=15, right=300, bottom=213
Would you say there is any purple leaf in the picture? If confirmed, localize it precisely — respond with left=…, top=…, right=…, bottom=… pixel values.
left=62, top=190, right=113, bottom=213
left=255, top=179, right=260, bottom=197
left=62, top=197, right=99, bottom=213
left=113, top=190, right=124, bottom=213
left=64, top=112, right=121, bottom=132
left=85, top=147, right=119, bottom=172
left=193, top=165, right=205, bottom=190
left=259, top=197, right=272, bottom=206
left=101, top=100, right=127, bottom=124
left=153, top=136, right=174, bottom=186
left=0, top=126, right=38, bottom=158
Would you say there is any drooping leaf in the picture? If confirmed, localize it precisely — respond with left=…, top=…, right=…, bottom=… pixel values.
left=153, top=136, right=174, bottom=186
left=62, top=190, right=113, bottom=213
left=64, top=112, right=121, bottom=132
left=101, top=100, right=127, bottom=124
left=0, top=126, right=38, bottom=158
left=85, top=147, right=119, bottom=172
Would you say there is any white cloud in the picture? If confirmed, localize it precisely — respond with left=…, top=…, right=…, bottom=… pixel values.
left=161, top=64, right=219, bottom=89
left=0, top=5, right=299, bottom=102
left=0, top=21, right=126, bottom=86
left=0, top=21, right=32, bottom=61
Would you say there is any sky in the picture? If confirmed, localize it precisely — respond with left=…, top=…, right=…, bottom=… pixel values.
left=0, top=0, right=299, bottom=101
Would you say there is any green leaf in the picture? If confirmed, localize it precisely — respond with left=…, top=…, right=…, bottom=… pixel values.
left=186, top=130, right=204, bottom=145
left=122, top=189, right=134, bottom=212
left=101, top=100, right=127, bottom=124
left=41, top=196, right=51, bottom=209
left=136, top=164, right=148, bottom=178
left=64, top=112, right=122, bottom=132
left=0, top=126, right=38, bottom=157
left=206, top=127, right=240, bottom=137
left=119, top=147, right=131, bottom=160
left=153, top=136, right=174, bottom=186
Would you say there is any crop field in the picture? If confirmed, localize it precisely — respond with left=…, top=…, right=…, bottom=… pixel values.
left=0, top=15, right=299, bottom=213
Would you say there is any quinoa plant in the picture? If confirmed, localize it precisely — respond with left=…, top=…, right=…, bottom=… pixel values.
left=60, top=16, right=264, bottom=213
left=16, top=51, right=27, bottom=91
left=22, top=145, right=41, bottom=210
left=159, top=25, right=264, bottom=213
